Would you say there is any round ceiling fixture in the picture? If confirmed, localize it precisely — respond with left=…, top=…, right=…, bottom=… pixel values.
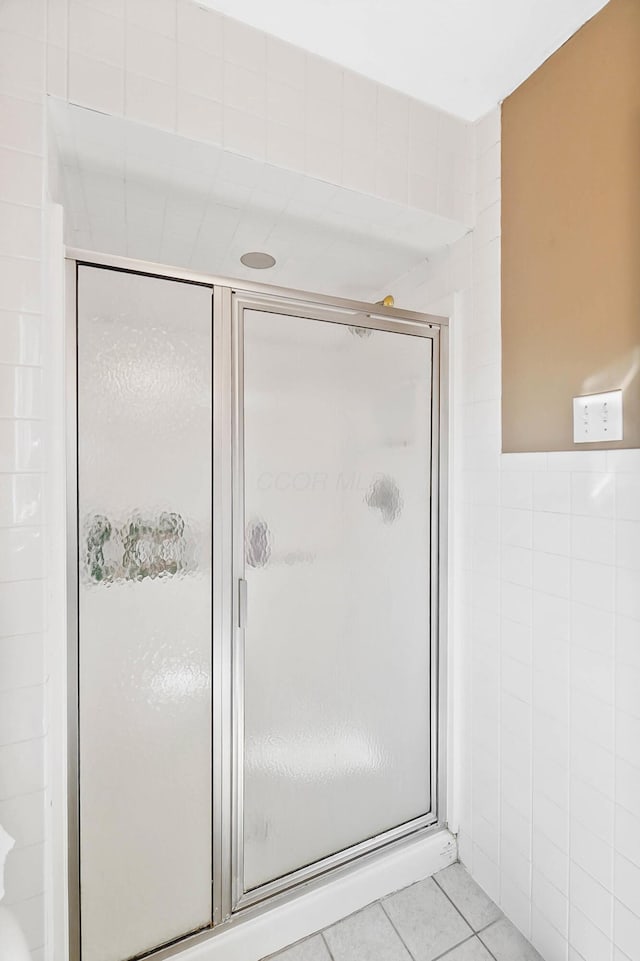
left=240, top=251, right=276, bottom=269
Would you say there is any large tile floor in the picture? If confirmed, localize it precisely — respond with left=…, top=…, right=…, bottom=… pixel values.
left=264, top=864, right=544, bottom=961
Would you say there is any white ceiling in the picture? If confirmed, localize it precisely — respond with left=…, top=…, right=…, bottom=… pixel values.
left=51, top=101, right=468, bottom=301
left=197, top=0, right=608, bottom=120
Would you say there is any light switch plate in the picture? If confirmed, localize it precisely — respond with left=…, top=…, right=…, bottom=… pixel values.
left=573, top=389, right=623, bottom=443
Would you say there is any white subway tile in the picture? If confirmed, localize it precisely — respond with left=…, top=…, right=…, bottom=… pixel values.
left=533, top=471, right=570, bottom=514
left=617, top=757, right=640, bottom=817
left=572, top=734, right=614, bottom=800
left=69, top=52, right=125, bottom=114
left=69, top=1, right=124, bottom=66
left=500, top=878, right=532, bottom=937
left=0, top=737, right=44, bottom=799
left=177, top=44, right=223, bottom=101
left=617, top=615, right=640, bottom=670
left=177, top=0, right=222, bottom=56
left=48, top=55, right=67, bottom=106
left=571, top=602, right=614, bottom=657
left=531, top=908, right=567, bottom=961
left=533, top=790, right=568, bottom=854
left=0, top=685, right=44, bottom=747
left=0, top=365, right=43, bottom=419
left=502, top=508, right=533, bottom=548
left=2, top=841, right=43, bottom=905
left=0, top=96, right=43, bottom=155
left=9, top=892, right=44, bottom=950
left=502, top=581, right=533, bottom=627
left=571, top=558, right=615, bottom=612
left=0, top=634, right=43, bottom=691
left=407, top=171, right=438, bottom=213
left=176, top=90, right=222, bottom=145
left=616, top=568, right=640, bottom=621
left=571, top=515, right=615, bottom=565
left=126, top=0, right=176, bottom=38
left=0, top=203, right=41, bottom=260
left=267, top=78, right=305, bottom=130
left=0, top=0, right=45, bottom=40
left=533, top=830, right=569, bottom=895
left=0, top=149, right=42, bottom=207
left=616, top=711, right=640, bottom=769
left=0, top=31, right=45, bottom=102
left=615, top=473, right=640, bottom=522
left=615, top=853, right=640, bottom=919
left=502, top=615, right=532, bottom=665
left=0, top=580, right=43, bottom=636
left=266, top=35, right=305, bottom=90
left=533, top=669, right=569, bottom=724
left=614, top=900, right=640, bottom=961
left=0, top=789, right=44, bottom=847
left=607, top=450, right=640, bottom=473
left=0, top=258, right=41, bottom=315
left=223, top=106, right=266, bottom=161
left=569, top=904, right=613, bottom=961
left=533, top=869, right=568, bottom=936
left=126, top=72, right=176, bottom=130
left=376, top=84, right=408, bottom=143
left=472, top=844, right=501, bottom=903
left=571, top=472, right=615, bottom=518
left=223, top=16, right=266, bottom=73
left=266, top=122, right=305, bottom=172
left=0, top=528, right=44, bottom=582
left=550, top=451, right=607, bottom=472
left=571, top=777, right=613, bottom=846
left=502, top=545, right=533, bottom=588
left=571, top=689, right=613, bottom=753
left=616, top=806, right=640, bottom=869
left=570, top=819, right=613, bottom=890
left=616, top=519, right=640, bottom=571
left=476, top=108, right=501, bottom=156
left=126, top=22, right=176, bottom=85
left=533, top=551, right=570, bottom=598
left=533, top=512, right=570, bottom=556
left=616, top=661, right=640, bottom=721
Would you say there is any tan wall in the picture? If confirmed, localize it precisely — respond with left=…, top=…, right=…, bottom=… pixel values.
left=501, top=0, right=640, bottom=452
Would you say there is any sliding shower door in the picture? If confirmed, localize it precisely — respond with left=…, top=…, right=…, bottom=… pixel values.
left=237, top=303, right=438, bottom=901
left=76, top=265, right=213, bottom=961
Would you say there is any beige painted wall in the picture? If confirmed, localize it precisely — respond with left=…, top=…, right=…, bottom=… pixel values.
left=501, top=0, right=640, bottom=452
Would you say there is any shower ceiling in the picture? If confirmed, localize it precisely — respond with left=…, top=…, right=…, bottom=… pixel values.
left=50, top=100, right=468, bottom=300
left=195, top=0, right=608, bottom=120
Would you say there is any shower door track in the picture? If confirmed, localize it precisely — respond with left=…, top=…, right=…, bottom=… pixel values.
left=65, top=248, right=450, bottom=961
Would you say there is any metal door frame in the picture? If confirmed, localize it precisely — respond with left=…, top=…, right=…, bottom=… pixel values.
left=65, top=249, right=449, bottom=960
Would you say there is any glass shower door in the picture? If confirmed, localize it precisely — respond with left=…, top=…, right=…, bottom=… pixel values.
left=76, top=266, right=213, bottom=961
left=239, top=306, right=437, bottom=897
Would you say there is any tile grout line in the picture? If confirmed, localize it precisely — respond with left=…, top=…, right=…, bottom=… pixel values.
left=319, top=930, right=335, bottom=961
left=431, top=873, right=477, bottom=932
left=431, top=873, right=502, bottom=960
left=430, top=933, right=476, bottom=961
left=378, top=898, right=420, bottom=961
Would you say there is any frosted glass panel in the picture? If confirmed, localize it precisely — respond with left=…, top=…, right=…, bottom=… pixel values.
left=77, top=266, right=213, bottom=961
left=243, top=310, right=433, bottom=891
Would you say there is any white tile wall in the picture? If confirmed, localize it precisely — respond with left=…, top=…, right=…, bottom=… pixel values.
left=0, top=0, right=47, bottom=957
left=55, top=0, right=473, bottom=221
left=3, top=4, right=636, bottom=961
left=0, top=2, right=472, bottom=959
left=386, top=105, right=640, bottom=961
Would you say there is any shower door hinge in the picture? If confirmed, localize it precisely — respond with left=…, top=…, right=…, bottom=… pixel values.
left=238, top=578, right=248, bottom=629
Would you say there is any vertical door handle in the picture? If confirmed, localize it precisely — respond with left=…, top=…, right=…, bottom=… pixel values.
left=238, top=578, right=248, bottom=629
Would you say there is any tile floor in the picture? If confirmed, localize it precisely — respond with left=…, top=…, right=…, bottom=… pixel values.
left=264, top=863, right=544, bottom=961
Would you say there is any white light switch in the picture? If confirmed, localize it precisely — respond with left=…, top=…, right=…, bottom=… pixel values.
left=573, top=390, right=623, bottom=443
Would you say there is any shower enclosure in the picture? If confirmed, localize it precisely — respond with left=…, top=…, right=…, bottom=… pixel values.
left=67, top=254, right=447, bottom=961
